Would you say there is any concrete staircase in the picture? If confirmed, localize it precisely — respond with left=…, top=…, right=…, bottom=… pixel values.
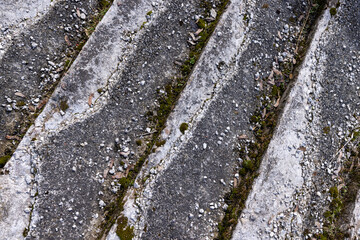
left=0, top=0, right=359, bottom=239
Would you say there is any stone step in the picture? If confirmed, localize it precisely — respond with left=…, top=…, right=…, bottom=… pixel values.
left=0, top=0, right=229, bottom=239
left=232, top=1, right=360, bottom=239
left=0, top=0, right=99, bottom=170
left=0, top=0, right=100, bottom=239
left=0, top=0, right=61, bottom=60
left=1, top=0, right=359, bottom=239
left=113, top=0, right=312, bottom=239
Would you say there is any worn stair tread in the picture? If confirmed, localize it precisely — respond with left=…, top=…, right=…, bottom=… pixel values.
left=116, top=0, right=310, bottom=239
left=0, top=0, right=221, bottom=239
left=233, top=1, right=360, bottom=239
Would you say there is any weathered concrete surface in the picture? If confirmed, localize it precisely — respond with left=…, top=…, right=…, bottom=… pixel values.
left=2, top=0, right=359, bottom=239
left=351, top=193, right=360, bottom=238
left=0, top=0, right=98, bottom=239
left=0, top=0, right=98, bottom=168
left=117, top=0, right=310, bottom=239
left=233, top=1, right=360, bottom=239
left=1, top=0, right=218, bottom=239
left=0, top=0, right=60, bottom=60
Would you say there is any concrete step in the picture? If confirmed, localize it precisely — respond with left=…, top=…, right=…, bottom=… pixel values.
left=114, top=0, right=312, bottom=239
left=0, top=0, right=99, bottom=169
left=232, top=1, right=360, bottom=239
left=1, top=0, right=359, bottom=239
left=0, top=0, right=60, bottom=60
left=0, top=0, right=100, bottom=239
left=0, top=0, right=226, bottom=239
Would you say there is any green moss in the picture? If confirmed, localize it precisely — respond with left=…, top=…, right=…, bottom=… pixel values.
left=64, top=59, right=71, bottom=70
left=99, top=0, right=111, bottom=8
left=136, top=139, right=142, bottom=146
left=16, top=101, right=26, bottom=107
left=59, top=100, right=69, bottom=111
left=323, top=126, right=330, bottom=134
left=271, top=85, right=279, bottom=97
left=23, top=228, right=29, bottom=237
left=179, top=123, right=189, bottom=134
left=140, top=21, right=147, bottom=30
left=0, top=155, right=11, bottom=168
left=116, top=216, right=134, bottom=240
left=242, top=160, right=254, bottom=171
left=181, top=64, right=191, bottom=75
left=243, top=14, right=249, bottom=24
left=155, top=139, right=166, bottom=147
left=197, top=18, right=206, bottom=29
left=250, top=114, right=260, bottom=123
left=330, top=8, right=337, bottom=16
left=142, top=175, right=150, bottom=183
left=239, top=168, right=247, bottom=176
left=318, top=130, right=360, bottom=239
left=119, top=177, right=133, bottom=188
left=329, top=186, right=338, bottom=198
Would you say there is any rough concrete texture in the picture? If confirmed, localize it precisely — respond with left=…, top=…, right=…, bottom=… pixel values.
left=351, top=193, right=360, bottom=238
left=1, top=0, right=220, bottom=239
left=0, top=0, right=60, bottom=60
left=118, top=0, right=310, bottom=239
left=1, top=0, right=360, bottom=239
left=0, top=0, right=98, bottom=169
left=0, top=0, right=99, bottom=239
left=233, top=1, right=360, bottom=239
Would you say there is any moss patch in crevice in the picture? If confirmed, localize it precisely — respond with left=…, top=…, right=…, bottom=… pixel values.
left=215, top=1, right=327, bottom=239
left=116, top=216, right=134, bottom=240
left=0, top=155, right=11, bottom=168
left=179, top=123, right=189, bottom=134
left=315, top=133, right=360, bottom=240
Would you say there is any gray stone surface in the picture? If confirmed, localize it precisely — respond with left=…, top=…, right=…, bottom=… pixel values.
left=0, top=0, right=97, bottom=167
left=0, top=0, right=219, bottom=239
left=1, top=0, right=359, bottom=239
left=0, top=1, right=98, bottom=239
left=351, top=193, right=360, bottom=238
left=0, top=0, right=60, bottom=59
left=119, top=0, right=309, bottom=239
left=233, top=1, right=360, bottom=239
